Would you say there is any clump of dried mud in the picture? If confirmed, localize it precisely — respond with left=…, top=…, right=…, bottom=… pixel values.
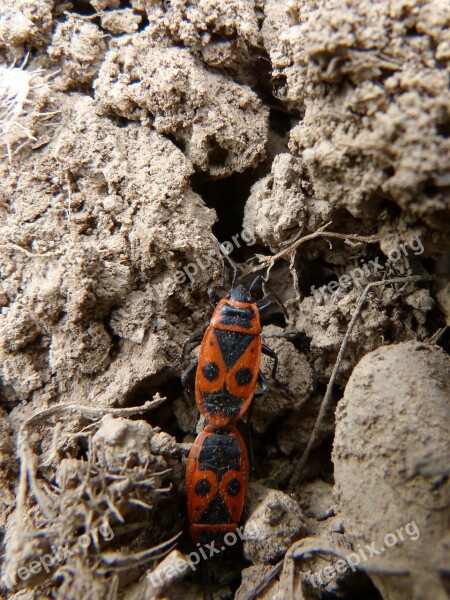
left=0, top=1, right=449, bottom=599
left=334, top=341, right=450, bottom=600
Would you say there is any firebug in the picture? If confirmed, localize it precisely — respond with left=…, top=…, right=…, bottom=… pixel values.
left=185, top=425, right=249, bottom=544
left=182, top=283, right=278, bottom=426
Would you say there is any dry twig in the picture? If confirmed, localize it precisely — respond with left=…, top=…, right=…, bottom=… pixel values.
left=251, top=222, right=379, bottom=280
left=289, top=274, right=440, bottom=488
left=241, top=536, right=410, bottom=600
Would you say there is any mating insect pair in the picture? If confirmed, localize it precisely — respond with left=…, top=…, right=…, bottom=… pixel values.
left=182, top=281, right=279, bottom=544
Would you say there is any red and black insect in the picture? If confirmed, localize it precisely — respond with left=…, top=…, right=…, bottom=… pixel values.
left=181, top=256, right=282, bottom=545
left=185, top=424, right=249, bottom=544
left=182, top=283, right=278, bottom=426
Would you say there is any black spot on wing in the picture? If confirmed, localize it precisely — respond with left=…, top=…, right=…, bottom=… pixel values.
left=235, top=367, right=253, bottom=386
left=226, top=478, right=241, bottom=497
left=202, top=362, right=219, bottom=382
left=195, top=479, right=211, bottom=497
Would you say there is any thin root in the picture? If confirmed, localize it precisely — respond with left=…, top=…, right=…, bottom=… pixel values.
left=289, top=273, right=444, bottom=488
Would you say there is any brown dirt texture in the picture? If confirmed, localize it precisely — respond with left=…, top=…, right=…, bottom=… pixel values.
left=0, top=1, right=449, bottom=599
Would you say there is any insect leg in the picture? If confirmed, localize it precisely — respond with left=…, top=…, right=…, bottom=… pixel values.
left=244, top=404, right=255, bottom=476
left=256, top=296, right=273, bottom=316
left=207, top=286, right=220, bottom=307
left=181, top=359, right=198, bottom=390
left=258, top=294, right=288, bottom=320
left=254, top=370, right=270, bottom=398
left=249, top=274, right=264, bottom=295
left=262, top=344, right=278, bottom=380
left=180, top=330, right=205, bottom=365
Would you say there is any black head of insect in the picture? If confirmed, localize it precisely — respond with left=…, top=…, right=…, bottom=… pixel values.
left=226, top=285, right=253, bottom=303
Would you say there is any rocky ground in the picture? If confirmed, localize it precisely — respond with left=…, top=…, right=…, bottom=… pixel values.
left=0, top=1, right=449, bottom=599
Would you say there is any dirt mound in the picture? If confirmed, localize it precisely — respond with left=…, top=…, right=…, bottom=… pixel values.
left=0, top=1, right=449, bottom=598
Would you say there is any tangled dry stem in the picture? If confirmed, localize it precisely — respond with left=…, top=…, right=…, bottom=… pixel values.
left=8, top=397, right=180, bottom=593
left=248, top=222, right=379, bottom=307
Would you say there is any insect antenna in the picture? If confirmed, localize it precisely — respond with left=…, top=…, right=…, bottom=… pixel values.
left=209, top=233, right=239, bottom=288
